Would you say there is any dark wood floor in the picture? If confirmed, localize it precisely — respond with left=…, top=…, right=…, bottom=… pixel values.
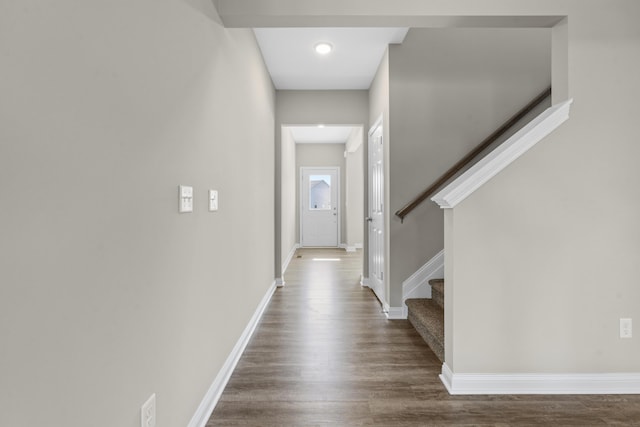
left=209, top=248, right=640, bottom=426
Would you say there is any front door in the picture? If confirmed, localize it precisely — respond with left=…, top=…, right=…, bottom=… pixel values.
left=301, top=167, right=339, bottom=247
left=368, top=119, right=385, bottom=302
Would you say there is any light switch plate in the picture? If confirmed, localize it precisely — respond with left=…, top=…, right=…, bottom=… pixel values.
left=209, top=190, right=218, bottom=211
left=620, top=318, right=632, bottom=338
left=179, top=185, right=193, bottom=213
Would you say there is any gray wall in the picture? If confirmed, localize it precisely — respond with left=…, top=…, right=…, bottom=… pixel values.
left=346, top=129, right=365, bottom=247
left=276, top=90, right=369, bottom=278
left=280, top=128, right=297, bottom=270
left=295, top=143, right=347, bottom=244
left=0, top=1, right=275, bottom=426
left=386, top=28, right=551, bottom=306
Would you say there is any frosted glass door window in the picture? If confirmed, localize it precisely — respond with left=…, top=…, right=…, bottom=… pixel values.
left=309, top=175, right=332, bottom=210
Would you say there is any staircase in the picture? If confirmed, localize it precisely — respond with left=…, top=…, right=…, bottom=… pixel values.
left=405, top=279, right=444, bottom=362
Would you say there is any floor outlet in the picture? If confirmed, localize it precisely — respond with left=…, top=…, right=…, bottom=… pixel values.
left=620, top=318, right=632, bottom=338
left=141, top=393, right=156, bottom=427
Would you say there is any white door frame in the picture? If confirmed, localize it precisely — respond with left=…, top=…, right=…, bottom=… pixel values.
left=300, top=166, right=341, bottom=247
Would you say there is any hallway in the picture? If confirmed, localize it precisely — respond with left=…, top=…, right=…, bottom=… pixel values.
left=208, top=249, right=640, bottom=426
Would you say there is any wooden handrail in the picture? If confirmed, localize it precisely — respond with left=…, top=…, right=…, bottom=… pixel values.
left=395, top=86, right=552, bottom=222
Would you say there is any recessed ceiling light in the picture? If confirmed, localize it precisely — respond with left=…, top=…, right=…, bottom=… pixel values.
left=318, top=124, right=325, bottom=128
left=314, top=42, right=333, bottom=55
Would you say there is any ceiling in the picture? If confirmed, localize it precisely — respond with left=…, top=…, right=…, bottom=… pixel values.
left=288, top=125, right=356, bottom=144
left=253, top=27, right=408, bottom=90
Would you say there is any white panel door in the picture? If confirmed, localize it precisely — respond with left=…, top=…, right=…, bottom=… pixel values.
left=301, top=167, right=339, bottom=247
left=368, top=120, right=385, bottom=301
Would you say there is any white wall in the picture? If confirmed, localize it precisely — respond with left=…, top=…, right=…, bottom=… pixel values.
left=295, top=143, right=347, bottom=244
left=386, top=28, right=551, bottom=307
left=0, top=1, right=275, bottom=426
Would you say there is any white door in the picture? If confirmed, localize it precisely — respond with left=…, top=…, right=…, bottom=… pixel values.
left=368, top=120, right=385, bottom=301
left=301, top=167, right=339, bottom=247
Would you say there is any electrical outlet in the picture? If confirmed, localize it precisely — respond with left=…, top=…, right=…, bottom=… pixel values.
left=620, top=318, right=632, bottom=339
left=141, top=394, right=156, bottom=427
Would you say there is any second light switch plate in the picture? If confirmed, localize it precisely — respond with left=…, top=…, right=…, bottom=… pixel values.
left=209, top=190, right=218, bottom=211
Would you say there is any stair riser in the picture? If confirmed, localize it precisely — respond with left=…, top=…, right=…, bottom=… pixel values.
left=408, top=312, right=444, bottom=363
left=429, top=280, right=444, bottom=310
left=431, top=288, right=444, bottom=309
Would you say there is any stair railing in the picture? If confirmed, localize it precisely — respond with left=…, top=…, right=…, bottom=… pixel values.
left=395, top=86, right=552, bottom=223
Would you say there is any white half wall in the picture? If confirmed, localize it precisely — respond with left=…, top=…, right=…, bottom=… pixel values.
left=402, top=249, right=445, bottom=301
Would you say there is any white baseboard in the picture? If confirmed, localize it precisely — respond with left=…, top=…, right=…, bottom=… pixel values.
left=344, top=243, right=364, bottom=252
left=275, top=277, right=285, bottom=288
left=402, top=249, right=444, bottom=302
left=360, top=275, right=370, bottom=288
left=188, top=281, right=277, bottom=427
left=282, top=244, right=299, bottom=275
left=384, top=303, right=407, bottom=320
left=440, top=363, right=640, bottom=395
left=340, top=243, right=363, bottom=252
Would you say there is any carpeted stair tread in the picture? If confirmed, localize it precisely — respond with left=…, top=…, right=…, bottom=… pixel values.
left=405, top=298, right=444, bottom=362
left=429, top=279, right=444, bottom=309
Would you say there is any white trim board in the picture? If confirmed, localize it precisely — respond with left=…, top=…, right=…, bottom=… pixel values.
left=364, top=278, right=402, bottom=319
left=432, top=99, right=573, bottom=209
left=384, top=303, right=407, bottom=320
left=440, top=363, right=640, bottom=395
left=343, top=244, right=362, bottom=252
left=188, top=281, right=277, bottom=427
left=402, top=249, right=444, bottom=302
left=360, top=276, right=370, bottom=288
